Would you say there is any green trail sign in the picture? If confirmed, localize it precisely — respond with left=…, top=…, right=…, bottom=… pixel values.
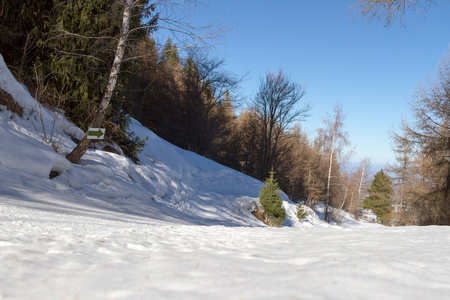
left=87, top=128, right=106, bottom=140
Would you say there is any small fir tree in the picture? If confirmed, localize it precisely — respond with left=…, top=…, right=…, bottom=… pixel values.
left=297, top=204, right=308, bottom=221
left=363, top=170, right=394, bottom=224
left=259, top=170, right=285, bottom=227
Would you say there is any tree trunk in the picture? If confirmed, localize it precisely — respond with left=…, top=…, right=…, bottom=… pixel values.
left=446, top=136, right=450, bottom=222
left=358, top=161, right=366, bottom=202
left=349, top=192, right=355, bottom=215
left=66, top=0, right=133, bottom=164
left=325, top=123, right=336, bottom=223
left=340, top=176, right=349, bottom=211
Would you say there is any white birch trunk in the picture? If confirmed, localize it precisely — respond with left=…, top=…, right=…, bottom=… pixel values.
left=67, top=0, right=134, bottom=164
left=340, top=176, right=349, bottom=211
left=325, top=125, right=336, bottom=223
left=358, top=161, right=366, bottom=205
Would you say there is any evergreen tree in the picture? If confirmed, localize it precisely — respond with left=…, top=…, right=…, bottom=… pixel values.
left=0, top=0, right=53, bottom=81
left=1, top=0, right=151, bottom=161
left=129, top=36, right=181, bottom=142
left=259, top=170, right=285, bottom=227
left=46, top=0, right=147, bottom=129
left=297, top=204, right=308, bottom=221
left=160, top=38, right=180, bottom=67
left=364, top=170, right=394, bottom=224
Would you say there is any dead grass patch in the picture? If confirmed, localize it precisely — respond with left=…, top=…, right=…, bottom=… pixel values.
left=0, top=88, right=23, bottom=117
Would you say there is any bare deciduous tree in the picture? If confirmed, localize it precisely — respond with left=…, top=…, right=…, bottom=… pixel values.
left=394, top=53, right=450, bottom=224
left=252, top=71, right=310, bottom=180
left=389, top=127, right=414, bottom=216
left=353, top=0, right=440, bottom=26
left=178, top=49, right=244, bottom=156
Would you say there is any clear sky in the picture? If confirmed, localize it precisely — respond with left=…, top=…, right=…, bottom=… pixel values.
left=187, top=0, right=450, bottom=166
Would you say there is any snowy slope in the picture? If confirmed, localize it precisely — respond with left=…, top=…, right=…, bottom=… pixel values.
left=0, top=52, right=372, bottom=229
left=3, top=54, right=450, bottom=300
left=0, top=53, right=308, bottom=227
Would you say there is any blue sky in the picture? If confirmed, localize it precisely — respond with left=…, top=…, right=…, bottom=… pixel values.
left=187, top=0, right=450, bottom=166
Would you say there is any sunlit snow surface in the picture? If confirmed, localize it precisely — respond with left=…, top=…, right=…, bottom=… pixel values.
left=1, top=206, right=450, bottom=299
left=1, top=53, right=450, bottom=299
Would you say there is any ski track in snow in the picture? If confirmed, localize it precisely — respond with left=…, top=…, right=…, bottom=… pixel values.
left=1, top=54, right=450, bottom=299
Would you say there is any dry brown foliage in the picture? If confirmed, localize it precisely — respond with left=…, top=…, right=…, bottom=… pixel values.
left=0, top=87, right=23, bottom=117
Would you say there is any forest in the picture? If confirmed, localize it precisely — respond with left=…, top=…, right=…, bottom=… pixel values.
left=0, top=0, right=448, bottom=225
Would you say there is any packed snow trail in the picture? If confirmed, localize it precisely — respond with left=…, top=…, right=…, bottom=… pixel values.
left=1, top=204, right=450, bottom=300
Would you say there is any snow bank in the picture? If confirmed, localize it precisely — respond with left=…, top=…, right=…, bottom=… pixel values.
left=0, top=111, right=70, bottom=177
left=0, top=53, right=319, bottom=227
left=0, top=54, right=38, bottom=114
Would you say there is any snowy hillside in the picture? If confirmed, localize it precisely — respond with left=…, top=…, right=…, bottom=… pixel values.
left=0, top=52, right=372, bottom=229
left=2, top=54, right=450, bottom=299
left=0, top=52, right=305, bottom=228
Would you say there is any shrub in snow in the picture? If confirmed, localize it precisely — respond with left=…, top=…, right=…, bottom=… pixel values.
left=296, top=204, right=308, bottom=221
left=251, top=207, right=267, bottom=224
left=258, top=170, right=285, bottom=227
left=331, top=209, right=346, bottom=224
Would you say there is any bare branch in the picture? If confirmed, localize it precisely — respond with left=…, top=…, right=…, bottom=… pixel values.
left=352, top=0, right=438, bottom=27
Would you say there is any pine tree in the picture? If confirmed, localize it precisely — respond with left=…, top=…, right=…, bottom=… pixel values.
left=364, top=170, right=394, bottom=224
left=259, top=170, right=286, bottom=227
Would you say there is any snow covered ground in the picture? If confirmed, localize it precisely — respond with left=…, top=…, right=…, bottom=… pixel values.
left=2, top=205, right=450, bottom=300
left=1, top=53, right=450, bottom=299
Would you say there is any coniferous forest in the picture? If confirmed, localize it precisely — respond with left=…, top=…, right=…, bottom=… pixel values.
left=1, top=0, right=448, bottom=225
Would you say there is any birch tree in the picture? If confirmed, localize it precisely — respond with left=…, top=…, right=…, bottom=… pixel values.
left=353, top=158, right=371, bottom=214
left=317, top=102, right=350, bottom=222
left=66, top=0, right=221, bottom=163
left=339, top=172, right=351, bottom=211
left=66, top=0, right=135, bottom=163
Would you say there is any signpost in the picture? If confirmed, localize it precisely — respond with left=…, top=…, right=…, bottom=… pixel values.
left=87, top=128, right=106, bottom=140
